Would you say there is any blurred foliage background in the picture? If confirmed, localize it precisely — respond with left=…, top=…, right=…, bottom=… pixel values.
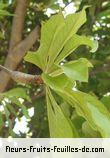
left=0, top=0, right=110, bottom=138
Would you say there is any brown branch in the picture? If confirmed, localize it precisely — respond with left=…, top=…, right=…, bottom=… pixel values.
left=0, top=0, right=41, bottom=92
left=0, top=65, right=43, bottom=85
left=4, top=25, right=40, bottom=69
left=9, top=0, right=29, bottom=51
left=12, top=25, right=40, bottom=62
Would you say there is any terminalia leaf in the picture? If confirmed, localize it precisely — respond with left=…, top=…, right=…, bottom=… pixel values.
left=46, top=87, right=78, bottom=138
left=25, top=7, right=92, bottom=72
left=42, top=73, right=110, bottom=137
left=55, top=34, right=98, bottom=64
left=59, top=58, right=93, bottom=82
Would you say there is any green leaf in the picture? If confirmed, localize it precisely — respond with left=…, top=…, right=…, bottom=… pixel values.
left=46, top=87, right=78, bottom=137
left=55, top=34, right=98, bottom=64
left=21, top=105, right=30, bottom=120
left=71, top=111, right=85, bottom=132
left=46, top=7, right=87, bottom=71
left=60, top=102, right=71, bottom=118
left=49, top=66, right=63, bottom=77
left=43, top=73, right=75, bottom=91
left=0, top=2, right=13, bottom=17
left=4, top=105, right=10, bottom=118
left=4, top=105, right=14, bottom=136
left=0, top=10, right=13, bottom=17
left=0, top=112, right=3, bottom=129
left=25, top=12, right=65, bottom=70
left=59, top=58, right=93, bottom=82
left=24, top=52, right=43, bottom=70
left=25, top=7, right=87, bottom=72
left=10, top=98, right=30, bottom=120
left=42, top=73, right=110, bottom=137
left=3, top=88, right=31, bottom=102
left=3, top=87, right=31, bottom=120
left=7, top=104, right=17, bottom=117
left=101, top=96, right=110, bottom=111
left=0, top=3, right=8, bottom=9
left=82, top=121, right=101, bottom=138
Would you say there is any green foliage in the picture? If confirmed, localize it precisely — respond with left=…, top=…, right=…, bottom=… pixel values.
left=29, top=96, right=49, bottom=137
left=54, top=34, right=98, bottom=64
left=25, top=7, right=88, bottom=71
left=0, top=88, right=30, bottom=136
left=1, top=0, right=110, bottom=138
left=0, top=2, right=12, bottom=18
left=42, top=73, right=110, bottom=137
left=82, top=121, right=100, bottom=138
left=101, top=96, right=110, bottom=112
left=46, top=87, right=78, bottom=137
left=59, top=58, right=93, bottom=82
left=3, top=88, right=31, bottom=102
left=25, top=7, right=110, bottom=138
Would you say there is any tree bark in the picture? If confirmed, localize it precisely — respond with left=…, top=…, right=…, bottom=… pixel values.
left=0, top=65, right=43, bottom=85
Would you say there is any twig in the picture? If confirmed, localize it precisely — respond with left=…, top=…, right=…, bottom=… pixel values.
left=0, top=65, right=43, bottom=85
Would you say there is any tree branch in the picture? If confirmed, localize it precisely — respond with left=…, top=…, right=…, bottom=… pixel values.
left=0, top=0, right=40, bottom=92
left=0, top=65, right=43, bottom=85
left=9, top=0, right=28, bottom=51
left=5, top=25, right=40, bottom=68
left=12, top=25, right=40, bottom=63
